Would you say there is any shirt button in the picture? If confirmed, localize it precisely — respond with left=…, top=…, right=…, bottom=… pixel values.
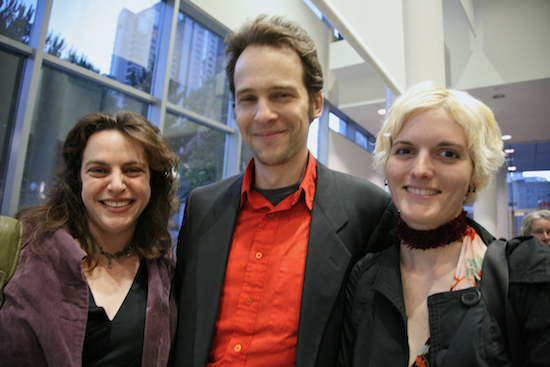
left=234, top=344, right=242, bottom=352
left=255, top=252, right=263, bottom=260
left=268, top=213, right=274, bottom=218
left=246, top=298, right=253, bottom=305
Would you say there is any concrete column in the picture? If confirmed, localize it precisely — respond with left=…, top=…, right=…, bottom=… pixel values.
left=496, top=164, right=511, bottom=239
left=402, top=0, right=446, bottom=87
left=474, top=173, right=498, bottom=237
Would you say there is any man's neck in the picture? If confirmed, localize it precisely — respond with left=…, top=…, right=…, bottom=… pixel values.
left=253, top=150, right=309, bottom=189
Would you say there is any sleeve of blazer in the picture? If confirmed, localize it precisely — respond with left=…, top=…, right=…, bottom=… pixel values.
left=173, top=188, right=195, bottom=300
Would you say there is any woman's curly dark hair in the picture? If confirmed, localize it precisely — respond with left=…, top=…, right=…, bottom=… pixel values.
left=16, top=111, right=179, bottom=268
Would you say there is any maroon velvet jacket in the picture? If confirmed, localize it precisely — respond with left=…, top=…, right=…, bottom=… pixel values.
left=0, top=228, right=176, bottom=367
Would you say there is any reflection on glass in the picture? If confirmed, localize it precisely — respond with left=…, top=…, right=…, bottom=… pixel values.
left=0, top=0, right=36, bottom=44
left=19, top=64, right=147, bottom=209
left=355, top=130, right=367, bottom=149
left=328, top=112, right=347, bottom=136
left=169, top=12, right=229, bottom=123
left=46, top=0, right=161, bottom=92
left=163, top=112, right=226, bottom=232
left=0, top=49, right=25, bottom=206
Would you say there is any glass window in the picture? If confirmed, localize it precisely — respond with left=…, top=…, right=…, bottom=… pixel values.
left=355, top=130, right=368, bottom=150
left=508, top=170, right=550, bottom=236
left=19, top=64, right=148, bottom=209
left=163, top=112, right=226, bottom=234
left=169, top=12, right=230, bottom=122
left=46, top=0, right=161, bottom=92
left=329, top=112, right=347, bottom=136
left=0, top=0, right=37, bottom=44
left=0, top=48, right=25, bottom=206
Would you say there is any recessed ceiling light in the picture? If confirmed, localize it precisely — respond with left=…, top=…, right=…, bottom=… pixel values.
left=377, top=109, right=386, bottom=115
left=508, top=166, right=517, bottom=171
left=504, top=148, right=515, bottom=154
left=493, top=94, right=505, bottom=99
left=502, top=135, right=512, bottom=140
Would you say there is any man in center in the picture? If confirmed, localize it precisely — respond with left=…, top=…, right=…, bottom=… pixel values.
left=172, top=15, right=396, bottom=367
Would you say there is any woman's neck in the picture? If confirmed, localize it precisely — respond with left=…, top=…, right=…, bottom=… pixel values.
left=399, top=239, right=463, bottom=273
left=90, top=232, right=134, bottom=256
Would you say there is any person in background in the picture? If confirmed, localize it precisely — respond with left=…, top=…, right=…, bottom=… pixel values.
left=171, top=14, right=396, bottom=367
left=339, top=81, right=550, bottom=366
left=0, top=111, right=179, bottom=367
left=521, top=208, right=550, bottom=246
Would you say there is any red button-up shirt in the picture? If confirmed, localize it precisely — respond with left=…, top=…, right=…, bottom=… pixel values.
left=207, top=153, right=317, bottom=367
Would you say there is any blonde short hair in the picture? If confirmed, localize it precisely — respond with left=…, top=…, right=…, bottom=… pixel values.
left=374, top=81, right=505, bottom=204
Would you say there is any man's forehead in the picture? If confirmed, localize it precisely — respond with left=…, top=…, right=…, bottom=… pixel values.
left=234, top=45, right=304, bottom=89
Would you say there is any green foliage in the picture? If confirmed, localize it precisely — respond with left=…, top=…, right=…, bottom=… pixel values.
left=0, top=0, right=34, bottom=44
left=184, top=75, right=223, bottom=121
left=184, top=128, right=224, bottom=187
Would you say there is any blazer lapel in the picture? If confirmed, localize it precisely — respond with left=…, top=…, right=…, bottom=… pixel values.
left=296, top=164, right=351, bottom=367
left=194, top=178, right=242, bottom=365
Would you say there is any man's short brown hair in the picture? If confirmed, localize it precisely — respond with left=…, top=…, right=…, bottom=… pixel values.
left=225, top=14, right=324, bottom=105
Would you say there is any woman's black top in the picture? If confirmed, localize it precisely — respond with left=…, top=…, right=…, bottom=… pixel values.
left=82, top=260, right=148, bottom=367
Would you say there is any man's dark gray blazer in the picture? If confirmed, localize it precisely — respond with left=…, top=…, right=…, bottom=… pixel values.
left=172, top=161, right=396, bottom=367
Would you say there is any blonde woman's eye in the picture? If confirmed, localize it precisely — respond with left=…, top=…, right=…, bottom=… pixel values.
left=442, top=151, right=459, bottom=159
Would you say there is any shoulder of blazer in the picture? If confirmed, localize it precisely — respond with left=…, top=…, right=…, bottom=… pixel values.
left=315, top=160, right=393, bottom=211
left=187, top=174, right=244, bottom=214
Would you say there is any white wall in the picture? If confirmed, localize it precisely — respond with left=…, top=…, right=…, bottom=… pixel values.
left=445, top=0, right=550, bottom=90
left=327, top=130, right=384, bottom=188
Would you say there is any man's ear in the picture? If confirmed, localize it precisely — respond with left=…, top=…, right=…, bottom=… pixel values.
left=312, top=92, right=323, bottom=120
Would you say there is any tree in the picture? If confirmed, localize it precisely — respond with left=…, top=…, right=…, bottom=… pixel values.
left=0, top=0, right=34, bottom=44
left=44, top=32, right=65, bottom=57
left=184, top=128, right=225, bottom=187
left=67, top=47, right=99, bottom=73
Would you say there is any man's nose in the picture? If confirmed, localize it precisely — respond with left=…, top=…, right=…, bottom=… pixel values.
left=254, top=98, right=277, bottom=123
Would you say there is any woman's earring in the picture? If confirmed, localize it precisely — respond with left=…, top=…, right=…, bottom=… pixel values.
left=468, top=184, right=476, bottom=193
left=384, top=178, right=388, bottom=186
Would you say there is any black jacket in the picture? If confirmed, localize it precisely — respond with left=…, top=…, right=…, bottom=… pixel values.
left=339, top=219, right=550, bottom=367
left=172, top=161, right=397, bottom=367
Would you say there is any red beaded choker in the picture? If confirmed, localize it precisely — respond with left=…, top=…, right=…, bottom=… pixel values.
left=397, top=210, right=468, bottom=250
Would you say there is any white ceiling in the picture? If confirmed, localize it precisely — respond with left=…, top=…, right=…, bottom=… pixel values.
left=338, top=77, right=550, bottom=173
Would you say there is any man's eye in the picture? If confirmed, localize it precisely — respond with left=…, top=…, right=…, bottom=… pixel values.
left=275, top=93, right=290, bottom=98
left=238, top=96, right=255, bottom=103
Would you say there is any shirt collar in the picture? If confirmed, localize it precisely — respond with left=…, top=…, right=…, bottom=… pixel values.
left=241, top=150, right=317, bottom=210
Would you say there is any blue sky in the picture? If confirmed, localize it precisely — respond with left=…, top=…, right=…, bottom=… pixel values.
left=18, top=0, right=158, bottom=74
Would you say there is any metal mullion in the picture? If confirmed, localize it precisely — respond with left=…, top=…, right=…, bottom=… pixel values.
left=2, top=0, right=53, bottom=215
left=0, top=34, right=34, bottom=56
left=41, top=54, right=158, bottom=105
left=165, top=102, right=235, bottom=134
left=148, top=0, right=181, bottom=129
left=222, top=102, right=242, bottom=178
